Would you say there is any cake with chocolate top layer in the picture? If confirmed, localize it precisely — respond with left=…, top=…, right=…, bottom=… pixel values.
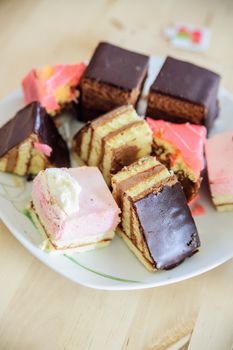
left=72, top=105, right=153, bottom=185
left=205, top=131, right=233, bottom=212
left=111, top=156, right=200, bottom=271
left=147, top=118, right=206, bottom=202
left=80, top=42, right=149, bottom=121
left=146, top=56, right=220, bottom=131
left=0, top=102, right=70, bottom=177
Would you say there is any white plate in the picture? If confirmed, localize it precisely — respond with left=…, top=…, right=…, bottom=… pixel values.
left=0, top=57, right=233, bottom=290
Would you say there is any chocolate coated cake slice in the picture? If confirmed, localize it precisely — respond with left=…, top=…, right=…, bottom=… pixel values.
left=80, top=42, right=149, bottom=121
left=111, top=156, right=200, bottom=271
left=0, top=102, right=70, bottom=176
left=146, top=56, right=220, bottom=131
left=73, top=105, right=153, bottom=186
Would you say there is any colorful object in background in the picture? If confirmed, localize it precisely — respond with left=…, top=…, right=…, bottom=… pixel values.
left=22, top=63, right=86, bottom=116
left=164, top=23, right=210, bottom=52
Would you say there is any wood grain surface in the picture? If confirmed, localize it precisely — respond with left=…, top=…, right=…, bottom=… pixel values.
left=0, top=1, right=233, bottom=349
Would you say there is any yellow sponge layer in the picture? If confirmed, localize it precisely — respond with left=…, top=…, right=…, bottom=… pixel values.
left=73, top=105, right=153, bottom=185
left=111, top=156, right=176, bottom=271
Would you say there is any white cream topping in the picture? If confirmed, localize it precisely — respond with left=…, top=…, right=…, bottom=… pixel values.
left=44, top=168, right=81, bottom=215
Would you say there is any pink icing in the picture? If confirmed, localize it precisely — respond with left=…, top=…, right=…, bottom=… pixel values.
left=33, top=142, right=52, bottom=157
left=31, top=167, right=121, bottom=246
left=191, top=204, right=205, bottom=216
left=205, top=131, right=233, bottom=196
left=147, top=118, right=207, bottom=175
left=22, top=63, right=86, bottom=112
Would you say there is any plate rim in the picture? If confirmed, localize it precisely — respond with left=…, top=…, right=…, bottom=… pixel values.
left=1, top=207, right=233, bottom=291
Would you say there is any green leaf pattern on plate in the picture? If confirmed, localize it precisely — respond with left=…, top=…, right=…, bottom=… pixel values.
left=64, top=254, right=142, bottom=284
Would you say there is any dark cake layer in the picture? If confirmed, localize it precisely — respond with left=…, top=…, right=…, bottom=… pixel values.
left=175, top=170, right=201, bottom=202
left=81, top=80, right=141, bottom=112
left=152, top=147, right=201, bottom=202
left=113, top=163, right=165, bottom=206
left=147, top=93, right=205, bottom=124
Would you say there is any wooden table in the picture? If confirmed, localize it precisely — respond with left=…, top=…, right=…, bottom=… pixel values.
left=0, top=1, right=233, bottom=349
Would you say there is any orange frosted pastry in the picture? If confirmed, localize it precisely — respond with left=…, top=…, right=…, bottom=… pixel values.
left=147, top=118, right=206, bottom=202
left=22, top=63, right=86, bottom=116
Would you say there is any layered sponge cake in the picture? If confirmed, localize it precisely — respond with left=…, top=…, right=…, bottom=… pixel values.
left=147, top=118, right=206, bottom=202
left=73, top=105, right=153, bottom=185
left=111, top=156, right=200, bottom=271
left=30, top=167, right=120, bottom=253
left=0, top=102, right=70, bottom=177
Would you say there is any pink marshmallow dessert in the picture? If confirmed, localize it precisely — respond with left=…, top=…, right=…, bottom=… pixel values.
left=22, top=63, right=86, bottom=116
left=30, top=167, right=121, bottom=253
left=205, top=131, right=233, bottom=212
left=146, top=118, right=207, bottom=202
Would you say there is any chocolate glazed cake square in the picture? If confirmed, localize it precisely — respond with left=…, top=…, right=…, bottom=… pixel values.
left=134, top=182, right=200, bottom=270
left=80, top=42, right=149, bottom=121
left=146, top=56, right=221, bottom=131
left=0, top=102, right=70, bottom=176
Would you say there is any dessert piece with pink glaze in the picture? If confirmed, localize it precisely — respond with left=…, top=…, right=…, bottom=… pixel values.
left=30, top=167, right=121, bottom=253
left=205, top=131, right=233, bottom=212
left=146, top=118, right=206, bottom=202
left=22, top=63, right=86, bottom=116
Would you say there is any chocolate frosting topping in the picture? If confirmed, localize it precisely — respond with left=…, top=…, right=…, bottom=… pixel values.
left=83, top=42, right=149, bottom=90
left=134, top=182, right=200, bottom=269
left=0, top=102, right=70, bottom=167
left=151, top=56, right=220, bottom=107
left=0, top=103, right=37, bottom=157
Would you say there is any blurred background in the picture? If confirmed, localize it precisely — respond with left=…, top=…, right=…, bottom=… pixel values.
left=1, top=0, right=233, bottom=98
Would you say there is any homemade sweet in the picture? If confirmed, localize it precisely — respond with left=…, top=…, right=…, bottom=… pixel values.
left=111, top=156, right=200, bottom=271
left=30, top=167, right=121, bottom=252
left=22, top=63, right=86, bottom=116
left=80, top=42, right=149, bottom=121
left=146, top=56, right=220, bottom=131
left=73, top=105, right=153, bottom=185
left=205, top=131, right=233, bottom=212
left=147, top=118, right=206, bottom=202
left=0, top=102, right=70, bottom=177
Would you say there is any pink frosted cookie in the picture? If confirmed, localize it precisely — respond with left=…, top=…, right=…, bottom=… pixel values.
left=205, top=131, right=233, bottom=212
left=30, top=167, right=121, bottom=253
left=22, top=63, right=86, bottom=116
left=147, top=118, right=206, bottom=202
